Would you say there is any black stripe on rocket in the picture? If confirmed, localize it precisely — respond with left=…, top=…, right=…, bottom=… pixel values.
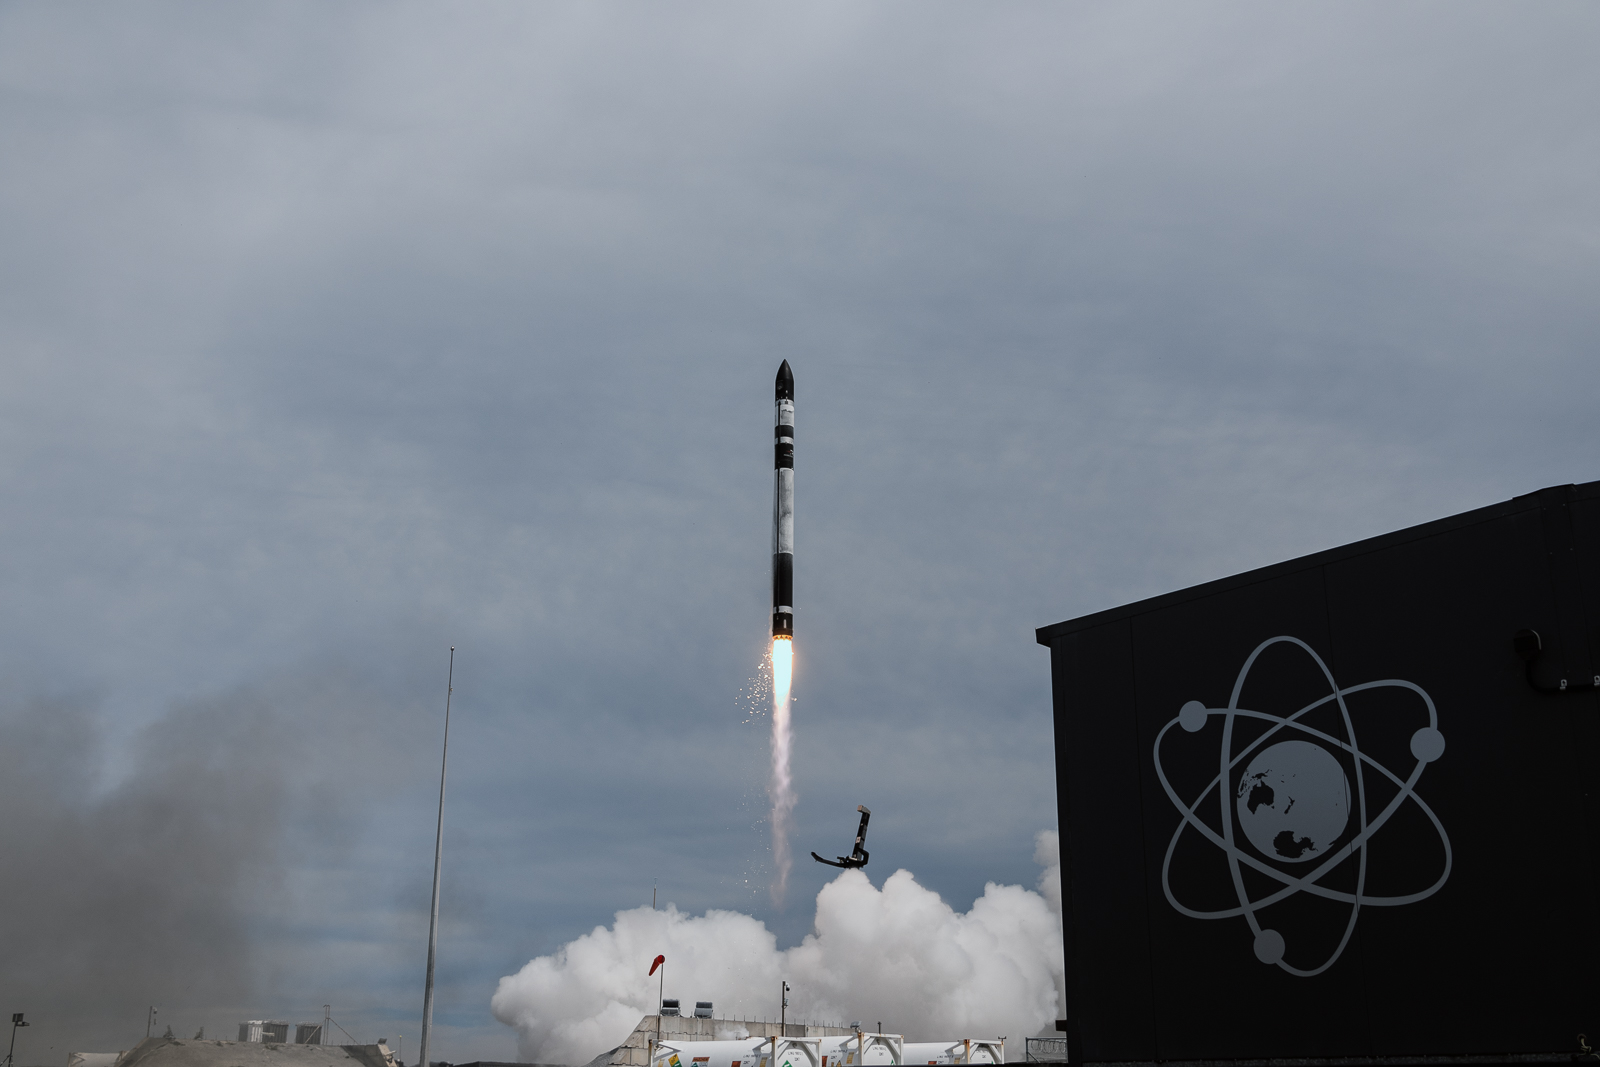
left=773, top=360, right=795, bottom=639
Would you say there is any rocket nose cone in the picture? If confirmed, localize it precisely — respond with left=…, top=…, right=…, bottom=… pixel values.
left=775, top=360, right=794, bottom=401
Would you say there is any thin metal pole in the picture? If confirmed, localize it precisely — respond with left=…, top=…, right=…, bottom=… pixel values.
left=418, top=647, right=455, bottom=1067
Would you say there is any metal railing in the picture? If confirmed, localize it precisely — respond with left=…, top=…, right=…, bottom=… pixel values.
left=1024, top=1037, right=1068, bottom=1063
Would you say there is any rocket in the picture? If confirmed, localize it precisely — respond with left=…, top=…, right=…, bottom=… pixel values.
left=772, top=360, right=795, bottom=639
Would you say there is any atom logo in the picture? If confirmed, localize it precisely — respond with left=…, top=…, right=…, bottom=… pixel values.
left=1153, top=636, right=1452, bottom=977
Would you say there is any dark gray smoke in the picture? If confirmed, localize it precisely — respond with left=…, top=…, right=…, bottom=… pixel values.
left=0, top=670, right=417, bottom=1062
left=0, top=695, right=280, bottom=1056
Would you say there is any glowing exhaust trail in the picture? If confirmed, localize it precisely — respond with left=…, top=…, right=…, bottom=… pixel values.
left=770, top=361, right=796, bottom=905
left=770, top=635, right=795, bottom=903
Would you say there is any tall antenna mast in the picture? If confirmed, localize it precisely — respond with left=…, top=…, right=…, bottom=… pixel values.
left=418, top=647, right=455, bottom=1067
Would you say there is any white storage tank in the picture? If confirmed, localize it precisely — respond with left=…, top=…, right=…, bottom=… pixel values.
left=899, top=1041, right=1003, bottom=1065
left=653, top=1037, right=822, bottom=1067
left=819, top=1034, right=903, bottom=1066
left=650, top=1034, right=999, bottom=1067
left=654, top=1040, right=752, bottom=1067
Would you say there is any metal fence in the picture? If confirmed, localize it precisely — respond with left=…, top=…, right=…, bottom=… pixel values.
left=1024, top=1037, right=1068, bottom=1062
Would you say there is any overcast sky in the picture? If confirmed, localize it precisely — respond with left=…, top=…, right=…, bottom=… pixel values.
left=1, top=2, right=1597, bottom=1062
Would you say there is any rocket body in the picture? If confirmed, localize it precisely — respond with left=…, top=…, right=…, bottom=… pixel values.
left=772, top=360, right=795, bottom=639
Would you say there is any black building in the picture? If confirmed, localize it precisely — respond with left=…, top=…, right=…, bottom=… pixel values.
left=1037, top=481, right=1599, bottom=1066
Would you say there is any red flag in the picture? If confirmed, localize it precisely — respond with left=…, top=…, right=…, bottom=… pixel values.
left=648, top=954, right=665, bottom=976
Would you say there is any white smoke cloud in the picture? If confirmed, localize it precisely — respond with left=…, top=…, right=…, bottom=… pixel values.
left=492, top=831, right=1063, bottom=1065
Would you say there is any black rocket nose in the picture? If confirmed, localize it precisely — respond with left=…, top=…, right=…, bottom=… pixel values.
left=775, top=359, right=794, bottom=401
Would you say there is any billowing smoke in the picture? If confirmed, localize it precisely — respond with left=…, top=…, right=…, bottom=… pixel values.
left=0, top=694, right=286, bottom=1053
left=491, top=831, right=1064, bottom=1066
left=0, top=670, right=415, bottom=1056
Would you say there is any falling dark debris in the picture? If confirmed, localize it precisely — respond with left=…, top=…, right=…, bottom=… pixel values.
left=811, top=806, right=872, bottom=870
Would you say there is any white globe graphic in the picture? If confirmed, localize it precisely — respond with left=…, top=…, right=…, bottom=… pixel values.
left=1156, top=636, right=1452, bottom=975
left=1235, top=739, right=1350, bottom=863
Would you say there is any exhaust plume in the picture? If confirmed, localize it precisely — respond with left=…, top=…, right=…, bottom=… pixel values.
left=491, top=831, right=1064, bottom=1066
left=769, top=637, right=796, bottom=905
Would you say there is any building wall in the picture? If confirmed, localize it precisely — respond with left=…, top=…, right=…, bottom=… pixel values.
left=1040, top=481, right=1600, bottom=1063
